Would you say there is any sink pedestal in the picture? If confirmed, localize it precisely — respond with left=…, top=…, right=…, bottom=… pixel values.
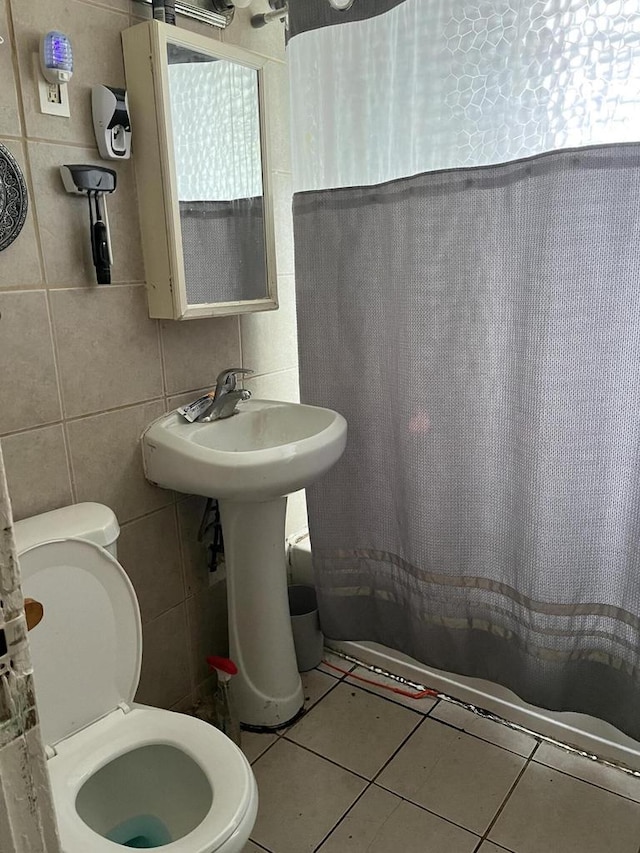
left=219, top=496, right=304, bottom=729
left=141, top=398, right=347, bottom=728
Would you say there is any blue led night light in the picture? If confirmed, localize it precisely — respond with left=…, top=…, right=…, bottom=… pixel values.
left=41, top=31, right=73, bottom=83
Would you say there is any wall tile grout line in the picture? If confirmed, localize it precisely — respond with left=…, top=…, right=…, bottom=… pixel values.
left=0, top=395, right=167, bottom=443
left=5, top=1, right=26, bottom=143
left=60, top=422, right=77, bottom=506
left=106, top=500, right=174, bottom=530
left=1, top=0, right=300, bottom=738
left=60, top=394, right=167, bottom=426
left=0, top=284, right=44, bottom=295
left=6, top=141, right=47, bottom=284
left=157, top=319, right=170, bottom=399
left=44, top=279, right=147, bottom=290
left=9, top=136, right=103, bottom=153
left=0, top=416, right=64, bottom=442
left=173, top=501, right=198, bottom=696
left=76, top=0, right=130, bottom=17
left=44, top=288, right=68, bottom=416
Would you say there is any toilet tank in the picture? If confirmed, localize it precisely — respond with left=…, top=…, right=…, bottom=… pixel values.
left=13, top=503, right=120, bottom=557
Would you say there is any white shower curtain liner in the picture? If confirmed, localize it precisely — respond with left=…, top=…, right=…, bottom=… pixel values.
left=290, top=0, right=640, bottom=192
left=289, top=0, right=640, bottom=739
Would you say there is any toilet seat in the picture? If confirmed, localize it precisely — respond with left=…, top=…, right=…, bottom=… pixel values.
left=18, top=536, right=258, bottom=852
left=19, top=538, right=142, bottom=748
left=48, top=705, right=257, bottom=853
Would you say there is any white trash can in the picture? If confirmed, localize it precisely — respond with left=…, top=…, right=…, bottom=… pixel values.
left=288, top=584, right=324, bottom=672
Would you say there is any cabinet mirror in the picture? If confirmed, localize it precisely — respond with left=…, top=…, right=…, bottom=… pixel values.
left=123, top=21, right=278, bottom=319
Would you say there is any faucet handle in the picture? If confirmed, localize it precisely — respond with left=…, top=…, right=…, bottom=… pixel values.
left=215, top=367, right=254, bottom=394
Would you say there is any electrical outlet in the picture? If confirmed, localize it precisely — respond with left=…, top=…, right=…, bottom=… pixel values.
left=46, top=83, right=61, bottom=104
left=34, top=53, right=70, bottom=117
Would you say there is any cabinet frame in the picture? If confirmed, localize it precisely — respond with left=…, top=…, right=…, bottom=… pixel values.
left=122, top=20, right=279, bottom=319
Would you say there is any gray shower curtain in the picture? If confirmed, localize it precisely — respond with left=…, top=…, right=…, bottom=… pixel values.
left=289, top=0, right=640, bottom=739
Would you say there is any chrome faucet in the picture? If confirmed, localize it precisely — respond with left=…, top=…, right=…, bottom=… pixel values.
left=198, top=367, right=253, bottom=422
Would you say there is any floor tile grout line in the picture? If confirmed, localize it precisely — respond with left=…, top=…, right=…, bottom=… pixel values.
left=344, top=676, right=580, bottom=773
left=318, top=659, right=357, bottom=681
left=254, top=684, right=640, bottom=852
left=251, top=672, right=369, bottom=774
left=276, top=679, right=429, bottom=784
left=427, top=709, right=640, bottom=805
left=472, top=840, right=515, bottom=853
left=277, top=674, right=343, bottom=738
left=527, top=753, right=640, bottom=806
left=333, top=666, right=546, bottom=764
left=330, top=650, right=639, bottom=775
left=311, top=781, right=374, bottom=852
left=315, top=670, right=342, bottom=683
left=246, top=839, right=272, bottom=852
left=475, top=751, right=534, bottom=847
left=303, top=670, right=343, bottom=705
left=342, top=669, right=440, bottom=716
left=248, top=679, right=373, bottom=851
left=370, top=713, right=427, bottom=784
left=365, top=709, right=530, bottom=843
left=278, top=734, right=373, bottom=784
left=423, top=714, right=539, bottom=760
left=308, top=776, right=515, bottom=852
left=368, top=778, right=487, bottom=842
left=247, top=670, right=640, bottom=853
left=333, top=677, right=426, bottom=724
left=247, top=738, right=279, bottom=766
left=529, top=739, right=542, bottom=761
left=247, top=671, right=349, bottom=764
left=308, top=662, right=635, bottom=755
left=273, top=678, right=492, bottom=841
left=281, top=678, right=429, bottom=783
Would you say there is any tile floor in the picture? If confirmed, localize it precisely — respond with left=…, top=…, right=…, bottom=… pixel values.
left=238, top=654, right=640, bottom=852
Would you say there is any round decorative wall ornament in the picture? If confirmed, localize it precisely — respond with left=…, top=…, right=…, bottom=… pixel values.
left=0, top=141, right=28, bottom=252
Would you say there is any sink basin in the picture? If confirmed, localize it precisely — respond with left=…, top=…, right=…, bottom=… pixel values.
left=142, top=398, right=347, bottom=501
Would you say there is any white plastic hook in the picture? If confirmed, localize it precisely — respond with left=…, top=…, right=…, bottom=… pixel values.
left=0, top=35, right=5, bottom=45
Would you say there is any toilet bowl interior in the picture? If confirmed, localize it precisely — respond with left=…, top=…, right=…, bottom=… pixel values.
left=75, top=744, right=212, bottom=848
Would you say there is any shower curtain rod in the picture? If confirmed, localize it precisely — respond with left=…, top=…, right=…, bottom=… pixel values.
left=251, top=0, right=356, bottom=28
left=134, top=0, right=228, bottom=27
left=251, top=4, right=288, bottom=27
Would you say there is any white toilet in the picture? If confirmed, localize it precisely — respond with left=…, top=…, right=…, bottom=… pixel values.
left=14, top=502, right=258, bottom=853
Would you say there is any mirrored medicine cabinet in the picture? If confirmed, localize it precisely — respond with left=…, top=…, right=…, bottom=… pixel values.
left=122, top=21, right=279, bottom=319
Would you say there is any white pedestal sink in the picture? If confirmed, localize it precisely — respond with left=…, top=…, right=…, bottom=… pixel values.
left=141, top=399, right=347, bottom=729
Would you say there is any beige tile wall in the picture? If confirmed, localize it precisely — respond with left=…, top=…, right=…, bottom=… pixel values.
left=0, top=0, right=303, bottom=711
